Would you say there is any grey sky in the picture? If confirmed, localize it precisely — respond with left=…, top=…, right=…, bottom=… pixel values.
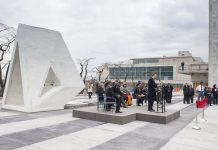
left=0, top=0, right=209, bottom=66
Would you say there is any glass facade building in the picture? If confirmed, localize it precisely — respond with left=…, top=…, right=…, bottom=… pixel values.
left=109, top=66, right=173, bottom=81
left=132, top=58, right=159, bottom=64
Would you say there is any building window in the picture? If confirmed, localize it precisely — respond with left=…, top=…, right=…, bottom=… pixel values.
left=109, top=66, right=173, bottom=81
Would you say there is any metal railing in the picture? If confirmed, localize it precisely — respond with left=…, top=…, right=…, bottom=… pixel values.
left=178, top=64, right=208, bottom=73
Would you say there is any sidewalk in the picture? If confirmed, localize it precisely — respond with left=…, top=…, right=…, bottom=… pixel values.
left=64, top=95, right=97, bottom=109
left=160, top=105, right=218, bottom=150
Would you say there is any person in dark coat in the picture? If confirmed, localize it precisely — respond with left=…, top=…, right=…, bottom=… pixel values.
left=105, top=81, right=115, bottom=111
left=183, top=83, right=189, bottom=104
left=106, top=81, right=122, bottom=113
left=96, top=83, right=104, bottom=102
left=189, top=85, right=195, bottom=103
left=113, top=82, right=126, bottom=108
left=135, top=83, right=144, bottom=106
left=207, top=87, right=213, bottom=106
left=186, top=85, right=191, bottom=104
left=212, top=84, right=218, bottom=105
left=148, top=73, right=157, bottom=111
left=204, top=86, right=208, bottom=98
left=161, top=83, right=167, bottom=103
left=181, top=62, right=185, bottom=71
left=166, top=83, right=173, bottom=103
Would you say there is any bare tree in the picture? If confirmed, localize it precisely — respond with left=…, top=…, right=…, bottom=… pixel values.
left=0, top=23, right=16, bottom=96
left=77, top=58, right=95, bottom=94
left=113, top=61, right=135, bottom=82
left=96, top=66, right=104, bottom=81
left=79, top=62, right=84, bottom=78
left=95, top=63, right=109, bottom=81
left=78, top=58, right=94, bottom=83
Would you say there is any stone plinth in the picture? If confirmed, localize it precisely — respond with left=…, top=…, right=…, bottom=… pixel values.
left=73, top=106, right=180, bottom=125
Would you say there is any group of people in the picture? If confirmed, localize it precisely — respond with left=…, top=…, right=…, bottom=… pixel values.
left=183, top=81, right=218, bottom=106
left=183, top=83, right=195, bottom=104
left=94, top=73, right=174, bottom=113
left=204, top=84, right=218, bottom=106
left=96, top=81, right=133, bottom=113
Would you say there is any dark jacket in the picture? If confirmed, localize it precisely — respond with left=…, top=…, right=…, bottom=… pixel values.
left=183, top=85, right=189, bottom=95
left=96, top=86, right=104, bottom=101
left=105, top=85, right=116, bottom=102
left=148, top=78, right=157, bottom=101
left=113, top=85, right=123, bottom=96
left=212, top=88, right=218, bottom=98
left=166, top=85, right=173, bottom=93
left=135, top=86, right=142, bottom=98
left=96, top=86, right=104, bottom=95
left=189, top=88, right=194, bottom=96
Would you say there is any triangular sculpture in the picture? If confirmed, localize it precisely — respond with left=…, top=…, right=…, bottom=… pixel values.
left=2, top=24, right=84, bottom=112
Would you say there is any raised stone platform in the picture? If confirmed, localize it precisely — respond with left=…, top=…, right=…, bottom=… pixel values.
left=73, top=106, right=180, bottom=125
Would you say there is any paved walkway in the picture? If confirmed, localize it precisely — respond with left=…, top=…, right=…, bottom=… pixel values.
left=160, top=105, right=218, bottom=150
left=0, top=95, right=214, bottom=150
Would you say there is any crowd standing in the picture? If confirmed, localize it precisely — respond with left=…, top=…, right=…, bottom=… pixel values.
left=183, top=83, right=195, bottom=104
left=92, top=76, right=218, bottom=114
left=183, top=82, right=218, bottom=106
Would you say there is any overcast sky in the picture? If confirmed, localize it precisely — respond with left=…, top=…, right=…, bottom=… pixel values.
left=0, top=0, right=209, bottom=67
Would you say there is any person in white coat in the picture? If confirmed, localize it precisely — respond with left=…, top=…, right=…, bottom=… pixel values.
left=87, top=83, right=93, bottom=99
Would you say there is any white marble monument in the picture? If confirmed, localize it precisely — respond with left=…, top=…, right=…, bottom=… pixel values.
left=2, top=24, right=84, bottom=112
left=209, top=0, right=218, bottom=86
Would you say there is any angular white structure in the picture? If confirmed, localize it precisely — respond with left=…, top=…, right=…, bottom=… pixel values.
left=2, top=24, right=84, bottom=112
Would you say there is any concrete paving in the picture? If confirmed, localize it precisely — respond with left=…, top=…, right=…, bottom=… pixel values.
left=0, top=94, right=215, bottom=150
left=160, top=105, right=218, bottom=150
left=91, top=104, right=198, bottom=150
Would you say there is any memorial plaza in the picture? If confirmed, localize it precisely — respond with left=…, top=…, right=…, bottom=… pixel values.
left=0, top=0, right=218, bottom=150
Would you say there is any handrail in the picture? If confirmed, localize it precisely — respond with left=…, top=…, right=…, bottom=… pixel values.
left=178, top=64, right=208, bottom=72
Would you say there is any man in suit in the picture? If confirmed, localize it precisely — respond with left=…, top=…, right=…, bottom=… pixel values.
left=189, top=85, right=194, bottom=104
left=148, top=73, right=157, bottom=112
left=183, top=83, right=189, bottom=104
left=105, top=81, right=122, bottom=113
